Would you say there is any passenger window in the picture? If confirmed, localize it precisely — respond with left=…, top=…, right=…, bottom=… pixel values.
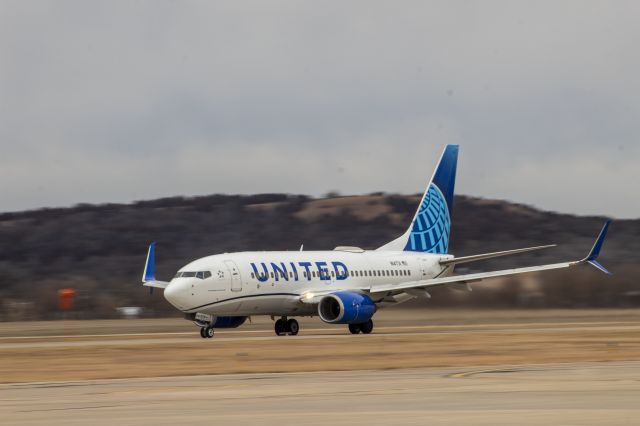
left=270, top=272, right=274, bottom=279
left=251, top=272, right=255, bottom=279
left=331, top=271, right=335, bottom=277
left=290, top=272, right=293, bottom=278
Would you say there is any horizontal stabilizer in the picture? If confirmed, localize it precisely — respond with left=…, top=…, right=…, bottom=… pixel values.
left=440, top=245, right=556, bottom=266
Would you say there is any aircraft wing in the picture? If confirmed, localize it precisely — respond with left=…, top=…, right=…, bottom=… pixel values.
left=370, top=221, right=612, bottom=296
left=439, top=244, right=556, bottom=266
left=143, top=280, right=170, bottom=289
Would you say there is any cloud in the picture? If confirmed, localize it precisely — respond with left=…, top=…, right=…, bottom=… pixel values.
left=0, top=1, right=638, bottom=217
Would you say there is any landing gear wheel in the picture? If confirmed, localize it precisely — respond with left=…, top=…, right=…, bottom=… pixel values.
left=200, top=327, right=207, bottom=338
left=348, top=323, right=361, bottom=334
left=204, top=327, right=214, bottom=338
left=274, top=319, right=286, bottom=336
left=360, top=319, right=374, bottom=334
left=287, top=319, right=299, bottom=336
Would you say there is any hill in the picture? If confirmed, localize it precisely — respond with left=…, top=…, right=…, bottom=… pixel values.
left=0, top=193, right=638, bottom=320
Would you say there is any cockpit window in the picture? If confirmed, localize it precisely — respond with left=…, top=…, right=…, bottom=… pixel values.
left=175, top=271, right=212, bottom=279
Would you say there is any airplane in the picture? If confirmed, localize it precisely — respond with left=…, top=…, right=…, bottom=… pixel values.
left=142, top=145, right=612, bottom=338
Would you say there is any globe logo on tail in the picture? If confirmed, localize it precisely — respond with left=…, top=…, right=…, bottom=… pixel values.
left=404, top=183, right=451, bottom=253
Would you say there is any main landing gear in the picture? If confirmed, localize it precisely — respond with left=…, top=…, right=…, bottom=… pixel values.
left=348, top=319, right=373, bottom=335
left=274, top=317, right=299, bottom=336
left=200, top=326, right=214, bottom=338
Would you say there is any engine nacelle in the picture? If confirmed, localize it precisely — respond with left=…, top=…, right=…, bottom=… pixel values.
left=318, top=291, right=376, bottom=324
left=212, top=316, right=247, bottom=328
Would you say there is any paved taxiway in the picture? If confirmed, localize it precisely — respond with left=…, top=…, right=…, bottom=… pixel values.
left=3, top=361, right=640, bottom=426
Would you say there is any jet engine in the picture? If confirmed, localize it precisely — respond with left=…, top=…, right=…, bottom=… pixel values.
left=318, top=291, right=376, bottom=324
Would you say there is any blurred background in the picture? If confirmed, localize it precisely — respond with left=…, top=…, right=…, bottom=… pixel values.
left=0, top=192, right=638, bottom=320
left=0, top=1, right=638, bottom=321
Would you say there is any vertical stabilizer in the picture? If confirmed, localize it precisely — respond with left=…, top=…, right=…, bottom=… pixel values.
left=377, top=145, right=458, bottom=253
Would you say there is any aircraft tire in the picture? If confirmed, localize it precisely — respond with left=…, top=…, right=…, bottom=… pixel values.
left=360, top=320, right=373, bottom=334
left=287, top=319, right=299, bottom=336
left=348, top=323, right=361, bottom=334
left=199, top=327, right=207, bottom=338
left=274, top=319, right=286, bottom=336
left=205, top=327, right=214, bottom=338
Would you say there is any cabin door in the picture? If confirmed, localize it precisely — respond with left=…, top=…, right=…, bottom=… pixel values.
left=224, top=260, right=242, bottom=292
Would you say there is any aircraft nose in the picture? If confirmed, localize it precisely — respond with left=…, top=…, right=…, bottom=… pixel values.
left=164, top=281, right=191, bottom=310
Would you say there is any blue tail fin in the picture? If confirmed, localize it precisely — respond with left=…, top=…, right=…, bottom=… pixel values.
left=377, top=145, right=458, bottom=253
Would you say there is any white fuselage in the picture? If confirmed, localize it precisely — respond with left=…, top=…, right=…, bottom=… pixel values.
left=163, top=249, right=453, bottom=317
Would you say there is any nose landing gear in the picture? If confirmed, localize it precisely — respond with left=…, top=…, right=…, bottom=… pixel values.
left=274, top=317, right=299, bottom=336
left=200, top=326, right=214, bottom=338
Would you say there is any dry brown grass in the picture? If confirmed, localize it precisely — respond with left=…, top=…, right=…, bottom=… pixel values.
left=1, top=310, right=640, bottom=383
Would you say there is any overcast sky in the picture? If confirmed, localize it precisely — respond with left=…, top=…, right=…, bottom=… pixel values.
left=0, top=1, right=638, bottom=218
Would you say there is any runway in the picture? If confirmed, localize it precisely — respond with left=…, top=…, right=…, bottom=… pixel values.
left=3, top=361, right=640, bottom=425
left=2, top=310, right=640, bottom=424
left=1, top=309, right=640, bottom=384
